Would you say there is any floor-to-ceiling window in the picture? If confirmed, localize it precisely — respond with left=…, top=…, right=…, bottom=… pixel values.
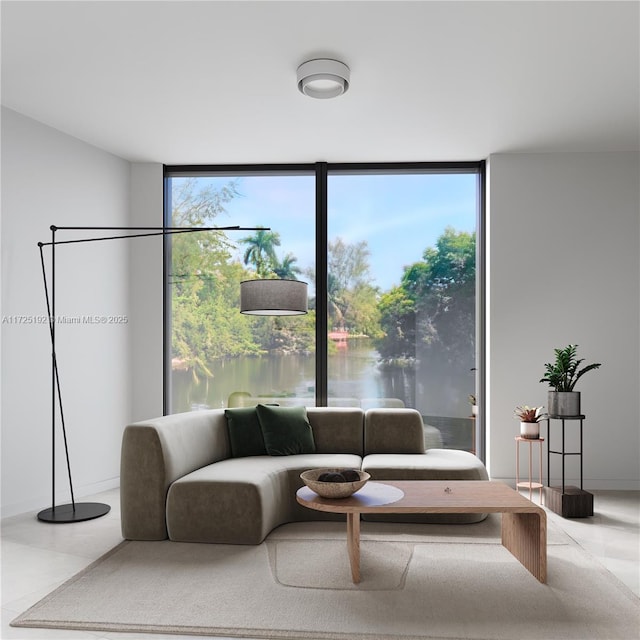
left=326, top=168, right=479, bottom=451
left=164, top=162, right=484, bottom=454
left=165, top=168, right=316, bottom=413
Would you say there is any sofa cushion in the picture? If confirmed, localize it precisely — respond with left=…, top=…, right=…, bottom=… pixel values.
left=364, top=408, right=425, bottom=454
left=305, top=407, right=364, bottom=455
left=361, top=449, right=489, bottom=524
left=362, top=450, right=489, bottom=481
left=256, top=404, right=316, bottom=456
left=166, top=453, right=363, bottom=543
left=167, top=457, right=288, bottom=544
left=224, top=407, right=267, bottom=457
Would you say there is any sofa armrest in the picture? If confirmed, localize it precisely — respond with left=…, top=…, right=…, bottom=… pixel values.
left=364, top=408, right=426, bottom=454
left=120, top=409, right=230, bottom=540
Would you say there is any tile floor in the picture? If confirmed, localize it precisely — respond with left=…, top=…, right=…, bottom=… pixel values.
left=2, top=487, right=638, bottom=640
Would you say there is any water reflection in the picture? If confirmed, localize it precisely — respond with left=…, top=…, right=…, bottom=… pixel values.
left=171, top=338, right=475, bottom=451
left=173, top=339, right=387, bottom=412
left=172, top=338, right=471, bottom=423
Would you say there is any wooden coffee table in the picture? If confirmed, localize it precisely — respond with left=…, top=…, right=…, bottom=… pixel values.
left=296, top=480, right=546, bottom=584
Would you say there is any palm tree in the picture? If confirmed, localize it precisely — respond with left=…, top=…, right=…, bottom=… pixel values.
left=327, top=272, right=345, bottom=329
left=240, top=230, right=281, bottom=277
left=272, top=252, right=302, bottom=280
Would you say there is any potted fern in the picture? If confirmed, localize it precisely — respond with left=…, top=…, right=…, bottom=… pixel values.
left=540, top=344, right=601, bottom=416
left=514, top=405, right=546, bottom=439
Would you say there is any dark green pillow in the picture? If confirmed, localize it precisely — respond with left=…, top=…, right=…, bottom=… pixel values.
left=255, top=404, right=316, bottom=456
left=224, top=408, right=267, bottom=457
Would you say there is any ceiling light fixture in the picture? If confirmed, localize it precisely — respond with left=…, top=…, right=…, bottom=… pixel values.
left=240, top=278, right=308, bottom=315
left=297, top=58, right=350, bottom=99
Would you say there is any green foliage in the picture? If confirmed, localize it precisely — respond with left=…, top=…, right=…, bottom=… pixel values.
left=326, top=238, right=379, bottom=335
left=411, top=227, right=475, bottom=366
left=375, top=227, right=476, bottom=413
left=171, top=180, right=263, bottom=372
left=303, top=237, right=380, bottom=339
left=272, top=253, right=302, bottom=279
left=329, top=238, right=371, bottom=291
left=171, top=179, right=316, bottom=371
left=376, top=286, right=416, bottom=359
left=376, top=227, right=475, bottom=368
left=240, top=229, right=281, bottom=278
left=344, top=283, right=383, bottom=339
left=540, top=344, right=601, bottom=392
left=249, top=312, right=316, bottom=355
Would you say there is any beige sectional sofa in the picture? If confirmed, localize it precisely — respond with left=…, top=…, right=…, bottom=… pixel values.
left=120, top=406, right=488, bottom=544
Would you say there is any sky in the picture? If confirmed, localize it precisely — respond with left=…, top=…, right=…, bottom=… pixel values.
left=173, top=172, right=478, bottom=293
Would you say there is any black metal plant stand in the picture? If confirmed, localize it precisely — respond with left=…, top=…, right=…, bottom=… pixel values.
left=544, top=414, right=593, bottom=518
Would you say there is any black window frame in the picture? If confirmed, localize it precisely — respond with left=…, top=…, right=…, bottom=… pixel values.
left=163, top=160, right=486, bottom=460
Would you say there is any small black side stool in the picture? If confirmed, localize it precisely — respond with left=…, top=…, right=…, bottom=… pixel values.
left=544, top=414, right=593, bottom=517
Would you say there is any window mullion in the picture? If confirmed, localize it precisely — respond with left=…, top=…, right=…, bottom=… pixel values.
left=315, top=162, right=328, bottom=406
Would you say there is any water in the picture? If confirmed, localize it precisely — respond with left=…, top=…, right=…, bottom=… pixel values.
left=171, top=338, right=470, bottom=418
left=171, top=338, right=475, bottom=450
left=172, top=339, right=397, bottom=412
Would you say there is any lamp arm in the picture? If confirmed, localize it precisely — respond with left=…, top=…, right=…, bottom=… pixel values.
left=35, top=224, right=269, bottom=522
left=38, top=226, right=268, bottom=247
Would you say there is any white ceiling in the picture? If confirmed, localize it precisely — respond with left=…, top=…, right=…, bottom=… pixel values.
left=2, top=1, right=638, bottom=164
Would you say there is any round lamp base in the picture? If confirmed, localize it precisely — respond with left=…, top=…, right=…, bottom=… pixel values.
left=37, top=502, right=110, bottom=523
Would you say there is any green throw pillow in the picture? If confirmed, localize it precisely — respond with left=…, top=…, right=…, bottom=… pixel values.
left=255, top=404, right=316, bottom=456
left=224, top=408, right=267, bottom=458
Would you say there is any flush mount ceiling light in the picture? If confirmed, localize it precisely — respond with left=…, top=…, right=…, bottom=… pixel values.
left=297, top=58, right=350, bottom=99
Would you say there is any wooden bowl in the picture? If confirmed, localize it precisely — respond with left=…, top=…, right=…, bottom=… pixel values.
left=300, top=468, right=370, bottom=499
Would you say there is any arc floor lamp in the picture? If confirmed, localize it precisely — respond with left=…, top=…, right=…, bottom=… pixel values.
left=37, top=224, right=308, bottom=523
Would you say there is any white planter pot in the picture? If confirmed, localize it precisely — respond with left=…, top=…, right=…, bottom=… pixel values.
left=520, top=421, right=540, bottom=439
left=471, top=405, right=478, bottom=416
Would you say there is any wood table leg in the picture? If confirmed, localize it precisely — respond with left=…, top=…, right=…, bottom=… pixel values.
left=501, top=511, right=547, bottom=583
left=346, top=512, right=360, bottom=583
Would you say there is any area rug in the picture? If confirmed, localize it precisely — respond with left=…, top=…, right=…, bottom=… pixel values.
left=12, top=517, right=639, bottom=640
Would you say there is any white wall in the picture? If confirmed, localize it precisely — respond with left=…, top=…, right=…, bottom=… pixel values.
left=2, top=113, right=638, bottom=518
left=1, top=108, right=132, bottom=516
left=129, top=163, right=164, bottom=421
left=487, top=152, right=640, bottom=489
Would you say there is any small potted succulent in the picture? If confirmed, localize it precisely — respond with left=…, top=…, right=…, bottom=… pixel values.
left=514, top=405, right=546, bottom=439
left=540, top=344, right=601, bottom=416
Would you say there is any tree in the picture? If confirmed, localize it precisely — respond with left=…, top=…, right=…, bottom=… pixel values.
left=376, top=286, right=416, bottom=360
left=170, top=178, right=239, bottom=302
left=327, top=271, right=346, bottom=328
left=327, top=238, right=377, bottom=333
left=343, top=283, right=382, bottom=339
left=407, top=226, right=475, bottom=367
left=272, top=252, right=302, bottom=279
left=375, top=227, right=476, bottom=414
left=250, top=312, right=316, bottom=356
left=328, top=237, right=371, bottom=292
left=170, top=179, right=261, bottom=372
left=240, top=229, right=281, bottom=277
